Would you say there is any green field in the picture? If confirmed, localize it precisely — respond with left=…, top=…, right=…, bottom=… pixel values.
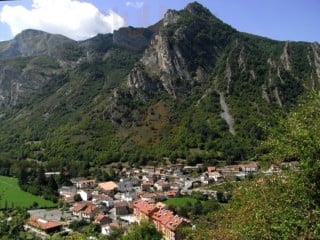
left=164, top=197, right=199, bottom=207
left=0, top=175, right=55, bottom=209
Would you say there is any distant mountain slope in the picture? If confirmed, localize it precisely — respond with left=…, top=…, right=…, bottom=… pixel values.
left=0, top=2, right=319, bottom=168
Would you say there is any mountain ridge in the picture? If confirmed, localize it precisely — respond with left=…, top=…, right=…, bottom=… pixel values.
left=0, top=1, right=319, bottom=168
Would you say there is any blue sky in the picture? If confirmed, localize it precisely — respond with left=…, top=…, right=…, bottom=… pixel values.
left=0, top=0, right=319, bottom=42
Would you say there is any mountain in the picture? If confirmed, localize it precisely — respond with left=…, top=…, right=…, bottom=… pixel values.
left=0, top=2, right=319, bottom=171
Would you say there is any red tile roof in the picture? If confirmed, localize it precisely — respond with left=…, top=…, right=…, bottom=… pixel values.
left=72, top=202, right=87, bottom=212
left=151, top=209, right=175, bottom=225
left=133, top=200, right=157, bottom=215
left=27, top=217, right=63, bottom=231
left=83, top=204, right=97, bottom=215
left=78, top=179, right=96, bottom=184
left=207, top=166, right=216, bottom=172
left=165, top=215, right=185, bottom=231
left=165, top=189, right=179, bottom=197
left=94, top=214, right=107, bottom=222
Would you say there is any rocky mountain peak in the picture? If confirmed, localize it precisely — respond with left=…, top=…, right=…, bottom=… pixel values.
left=122, top=2, right=235, bottom=100
left=185, top=1, right=213, bottom=16
left=163, top=9, right=180, bottom=27
left=0, top=29, right=74, bottom=58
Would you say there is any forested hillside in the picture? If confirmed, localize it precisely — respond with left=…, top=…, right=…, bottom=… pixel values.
left=0, top=1, right=319, bottom=185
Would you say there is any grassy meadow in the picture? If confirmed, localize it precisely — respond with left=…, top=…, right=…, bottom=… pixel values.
left=0, top=175, right=55, bottom=209
left=164, top=197, right=199, bottom=207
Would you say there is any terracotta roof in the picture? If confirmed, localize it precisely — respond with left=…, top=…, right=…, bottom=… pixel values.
left=165, top=215, right=185, bottom=231
left=72, top=202, right=87, bottom=212
left=98, top=181, right=118, bottom=191
left=83, top=204, right=97, bottom=215
left=94, top=214, right=108, bottom=222
left=141, top=181, right=153, bottom=186
left=155, top=180, right=169, bottom=186
left=140, top=192, right=156, bottom=199
left=165, top=189, right=178, bottom=196
left=92, top=194, right=111, bottom=201
left=27, top=217, right=63, bottom=230
left=78, top=179, right=96, bottom=184
left=151, top=209, right=175, bottom=225
left=207, top=167, right=216, bottom=172
left=240, top=162, right=258, bottom=168
left=133, top=200, right=158, bottom=215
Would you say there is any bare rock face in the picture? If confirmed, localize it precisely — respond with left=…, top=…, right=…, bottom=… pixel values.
left=125, top=4, right=216, bottom=99
left=0, top=57, right=63, bottom=107
left=311, top=43, right=320, bottom=78
left=0, top=30, right=77, bottom=108
left=126, top=10, right=186, bottom=99
left=0, top=29, right=75, bottom=58
left=113, top=27, right=154, bottom=51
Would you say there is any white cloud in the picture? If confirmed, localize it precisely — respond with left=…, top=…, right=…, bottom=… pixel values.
left=0, top=0, right=126, bottom=40
left=125, top=1, right=144, bottom=9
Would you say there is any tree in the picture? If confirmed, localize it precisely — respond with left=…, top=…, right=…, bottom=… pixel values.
left=123, top=221, right=162, bottom=240
left=192, top=200, right=203, bottom=216
left=73, top=194, right=82, bottom=202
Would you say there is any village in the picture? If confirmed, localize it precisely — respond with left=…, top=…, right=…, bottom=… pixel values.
left=24, top=161, right=287, bottom=239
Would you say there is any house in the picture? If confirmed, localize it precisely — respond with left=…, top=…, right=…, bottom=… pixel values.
left=239, top=162, right=259, bottom=172
left=183, top=166, right=198, bottom=172
left=151, top=209, right=175, bottom=235
left=155, top=167, right=165, bottom=174
left=77, top=189, right=93, bottom=201
left=60, top=191, right=76, bottom=201
left=142, top=173, right=160, bottom=182
left=235, top=172, right=247, bottom=179
left=154, top=180, right=171, bottom=192
left=219, top=165, right=241, bottom=173
left=142, top=166, right=155, bottom=174
left=114, top=201, right=130, bottom=215
left=92, top=194, right=114, bottom=207
left=164, top=215, right=191, bottom=240
left=208, top=171, right=223, bottom=182
left=133, top=200, right=191, bottom=240
left=207, top=166, right=216, bottom=173
left=120, top=192, right=137, bottom=202
left=71, top=178, right=96, bottom=189
left=150, top=208, right=191, bottom=240
left=93, top=214, right=112, bottom=225
left=26, top=217, right=64, bottom=235
left=263, top=164, right=281, bottom=175
left=168, top=164, right=183, bottom=172
left=59, top=186, right=77, bottom=196
left=72, top=202, right=87, bottom=217
left=133, top=199, right=158, bottom=223
left=72, top=201, right=100, bottom=222
left=118, top=178, right=136, bottom=192
left=139, top=192, right=157, bottom=202
left=165, top=189, right=180, bottom=198
left=82, top=204, right=99, bottom=222
left=98, top=181, right=118, bottom=193
left=200, top=174, right=209, bottom=185
left=141, top=181, right=153, bottom=192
